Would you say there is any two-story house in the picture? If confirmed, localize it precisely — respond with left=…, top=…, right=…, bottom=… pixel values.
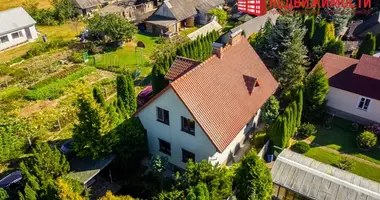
left=0, top=7, right=38, bottom=52
left=319, top=53, right=380, bottom=124
left=144, top=0, right=224, bottom=35
left=133, top=32, right=279, bottom=169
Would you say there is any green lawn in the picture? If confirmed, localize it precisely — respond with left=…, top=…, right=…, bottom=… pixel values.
left=0, top=0, right=51, bottom=11
left=180, top=27, right=199, bottom=37
left=310, top=117, right=380, bottom=165
left=90, top=32, right=158, bottom=76
left=305, top=147, right=380, bottom=183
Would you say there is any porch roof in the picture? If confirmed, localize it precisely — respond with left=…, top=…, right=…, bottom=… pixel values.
left=145, top=15, right=177, bottom=27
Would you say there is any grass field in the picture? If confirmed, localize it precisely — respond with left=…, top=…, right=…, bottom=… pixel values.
left=90, top=32, right=158, bottom=73
left=311, top=117, right=380, bottom=165
left=305, top=147, right=380, bottom=183
left=0, top=22, right=86, bottom=63
left=0, top=0, right=51, bottom=11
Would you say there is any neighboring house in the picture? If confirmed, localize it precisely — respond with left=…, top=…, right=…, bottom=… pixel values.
left=73, top=0, right=105, bottom=15
left=145, top=0, right=224, bottom=35
left=272, top=149, right=380, bottom=200
left=133, top=32, right=279, bottom=169
left=100, top=1, right=155, bottom=23
left=0, top=7, right=38, bottom=52
left=319, top=53, right=380, bottom=124
left=187, top=20, right=222, bottom=41
left=220, top=9, right=280, bottom=44
left=346, top=12, right=380, bottom=40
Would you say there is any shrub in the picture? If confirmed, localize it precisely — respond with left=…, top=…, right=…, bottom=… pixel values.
left=0, top=87, right=27, bottom=103
left=251, top=132, right=268, bottom=148
left=298, top=123, right=317, bottom=138
left=291, top=141, right=310, bottom=153
left=69, top=52, right=84, bottom=63
left=24, top=39, right=68, bottom=59
left=335, top=157, right=353, bottom=171
left=357, top=131, right=377, bottom=149
left=365, top=124, right=380, bottom=136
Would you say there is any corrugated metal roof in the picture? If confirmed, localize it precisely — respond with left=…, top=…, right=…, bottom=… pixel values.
left=272, top=149, right=380, bottom=200
left=0, top=7, right=36, bottom=36
left=187, top=20, right=222, bottom=41
left=231, top=9, right=280, bottom=37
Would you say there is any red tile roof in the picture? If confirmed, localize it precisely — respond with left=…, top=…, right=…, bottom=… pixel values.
left=165, top=57, right=201, bottom=81
left=135, top=38, right=279, bottom=152
left=319, top=53, right=380, bottom=101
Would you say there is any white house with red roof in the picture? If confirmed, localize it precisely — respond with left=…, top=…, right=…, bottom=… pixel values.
left=319, top=53, right=380, bottom=124
left=133, top=33, right=278, bottom=169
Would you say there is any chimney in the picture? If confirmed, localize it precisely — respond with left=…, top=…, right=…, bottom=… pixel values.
left=212, top=42, right=224, bottom=59
left=229, top=28, right=243, bottom=46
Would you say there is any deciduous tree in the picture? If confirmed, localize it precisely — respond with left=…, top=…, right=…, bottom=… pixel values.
left=208, top=9, right=228, bottom=26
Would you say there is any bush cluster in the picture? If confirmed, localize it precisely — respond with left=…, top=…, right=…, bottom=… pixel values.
left=24, top=39, right=69, bottom=59
left=298, top=123, right=317, bottom=138
left=335, top=157, right=353, bottom=171
left=291, top=141, right=310, bottom=154
left=357, top=131, right=377, bottom=149
left=251, top=132, right=268, bottom=148
left=26, top=66, right=96, bottom=100
left=69, top=52, right=84, bottom=63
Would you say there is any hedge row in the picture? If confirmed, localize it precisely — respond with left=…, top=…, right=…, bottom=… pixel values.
left=26, top=66, right=96, bottom=100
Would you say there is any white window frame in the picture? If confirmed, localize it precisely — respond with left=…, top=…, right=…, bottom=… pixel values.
left=11, top=31, right=23, bottom=39
left=357, top=96, right=372, bottom=111
left=0, top=35, right=9, bottom=43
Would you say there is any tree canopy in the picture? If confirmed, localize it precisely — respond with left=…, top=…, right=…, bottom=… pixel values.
left=88, top=14, right=138, bottom=42
left=208, top=9, right=228, bottom=26
left=356, top=32, right=376, bottom=59
left=303, top=64, right=329, bottom=122
left=262, top=96, right=280, bottom=125
left=235, top=150, right=273, bottom=200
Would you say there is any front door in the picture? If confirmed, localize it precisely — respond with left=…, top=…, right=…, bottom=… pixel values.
left=24, top=28, right=32, bottom=40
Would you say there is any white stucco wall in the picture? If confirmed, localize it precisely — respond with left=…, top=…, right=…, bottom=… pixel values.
left=327, top=87, right=380, bottom=123
left=137, top=88, right=217, bottom=169
left=136, top=88, right=260, bottom=169
left=0, top=26, right=38, bottom=51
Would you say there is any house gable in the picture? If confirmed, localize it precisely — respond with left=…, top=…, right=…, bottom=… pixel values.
left=153, top=2, right=177, bottom=19
left=136, top=88, right=217, bottom=168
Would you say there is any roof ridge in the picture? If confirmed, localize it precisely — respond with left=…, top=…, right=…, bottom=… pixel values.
left=175, top=56, right=201, bottom=63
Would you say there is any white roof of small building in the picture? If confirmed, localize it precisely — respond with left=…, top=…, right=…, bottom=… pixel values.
left=272, top=149, right=380, bottom=200
left=0, top=7, right=36, bottom=36
left=187, top=20, right=222, bottom=41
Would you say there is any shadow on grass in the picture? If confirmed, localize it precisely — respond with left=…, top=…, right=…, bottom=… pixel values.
left=310, top=116, right=380, bottom=164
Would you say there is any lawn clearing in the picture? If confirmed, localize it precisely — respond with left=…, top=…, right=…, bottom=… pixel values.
left=311, top=116, right=380, bottom=165
left=37, top=22, right=86, bottom=41
left=0, top=43, right=32, bottom=63
left=90, top=32, right=157, bottom=76
left=305, top=147, right=380, bottom=183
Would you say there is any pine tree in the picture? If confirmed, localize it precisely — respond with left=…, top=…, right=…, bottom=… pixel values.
left=304, top=16, right=315, bottom=47
left=281, top=115, right=289, bottom=148
left=297, top=89, right=303, bottom=127
left=93, top=87, right=106, bottom=107
left=125, top=72, right=137, bottom=115
left=325, top=39, right=345, bottom=55
left=326, top=22, right=335, bottom=41
left=356, top=32, right=376, bottom=59
left=0, top=188, right=9, bottom=200
left=303, top=64, right=329, bottom=122
left=73, top=93, right=118, bottom=159
left=23, top=184, right=38, bottom=200
left=186, top=182, right=210, bottom=200
left=311, top=20, right=328, bottom=48
left=262, top=96, right=280, bottom=125
left=322, top=2, right=354, bottom=36
left=151, top=63, right=169, bottom=95
left=235, top=150, right=273, bottom=200
left=291, top=101, right=298, bottom=134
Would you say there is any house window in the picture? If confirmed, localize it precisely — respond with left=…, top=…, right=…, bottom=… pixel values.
left=159, top=139, right=171, bottom=155
left=11, top=31, right=23, bottom=39
left=181, top=117, right=195, bottom=135
left=182, top=149, right=195, bottom=162
left=157, top=107, right=169, bottom=125
left=357, top=97, right=371, bottom=111
left=0, top=35, right=9, bottom=43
